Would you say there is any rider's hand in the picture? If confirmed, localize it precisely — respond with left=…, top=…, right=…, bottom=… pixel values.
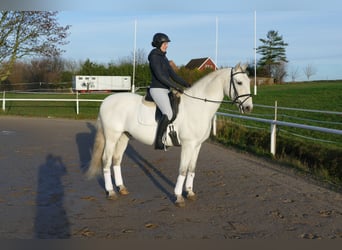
left=177, top=88, right=184, bottom=94
left=184, top=83, right=191, bottom=88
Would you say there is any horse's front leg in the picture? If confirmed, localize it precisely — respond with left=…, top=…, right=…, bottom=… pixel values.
left=185, top=172, right=196, bottom=201
left=185, top=144, right=201, bottom=201
left=174, top=143, right=201, bottom=207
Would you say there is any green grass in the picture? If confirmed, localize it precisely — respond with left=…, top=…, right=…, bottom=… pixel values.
left=253, top=81, right=342, bottom=110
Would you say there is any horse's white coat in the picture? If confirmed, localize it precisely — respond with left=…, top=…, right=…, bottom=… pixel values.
left=87, top=64, right=253, bottom=206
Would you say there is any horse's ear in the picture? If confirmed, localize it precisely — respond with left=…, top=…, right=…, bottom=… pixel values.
left=234, top=62, right=241, bottom=71
left=241, top=63, right=248, bottom=71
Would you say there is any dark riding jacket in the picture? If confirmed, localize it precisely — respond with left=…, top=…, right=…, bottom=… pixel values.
left=148, top=48, right=190, bottom=91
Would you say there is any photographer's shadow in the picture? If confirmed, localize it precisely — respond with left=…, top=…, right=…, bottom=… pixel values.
left=34, top=154, right=70, bottom=238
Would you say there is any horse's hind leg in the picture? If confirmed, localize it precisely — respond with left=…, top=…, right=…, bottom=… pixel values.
left=112, top=133, right=130, bottom=195
left=102, top=132, right=121, bottom=200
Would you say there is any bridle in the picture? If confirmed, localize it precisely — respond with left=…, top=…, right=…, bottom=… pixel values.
left=229, top=69, right=252, bottom=110
left=183, top=68, right=252, bottom=110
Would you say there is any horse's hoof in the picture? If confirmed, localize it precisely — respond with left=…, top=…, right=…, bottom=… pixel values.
left=187, top=193, right=197, bottom=201
left=175, top=200, right=185, bottom=208
left=119, top=186, right=129, bottom=195
left=106, top=190, right=118, bottom=200
left=175, top=196, right=185, bottom=207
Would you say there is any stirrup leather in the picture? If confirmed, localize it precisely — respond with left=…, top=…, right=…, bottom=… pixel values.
left=168, top=124, right=181, bottom=146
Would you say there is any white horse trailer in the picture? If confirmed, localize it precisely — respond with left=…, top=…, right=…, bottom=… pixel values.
left=73, top=75, right=131, bottom=92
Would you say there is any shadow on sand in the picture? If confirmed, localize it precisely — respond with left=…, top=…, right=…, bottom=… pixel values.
left=34, top=154, right=70, bottom=238
left=125, top=143, right=176, bottom=202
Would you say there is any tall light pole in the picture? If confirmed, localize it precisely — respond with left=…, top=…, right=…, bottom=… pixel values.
left=215, top=16, right=218, bottom=70
left=132, top=19, right=137, bottom=93
left=254, top=11, right=257, bottom=95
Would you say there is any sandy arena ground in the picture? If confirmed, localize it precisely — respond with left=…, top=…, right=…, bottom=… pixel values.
left=0, top=116, right=341, bottom=239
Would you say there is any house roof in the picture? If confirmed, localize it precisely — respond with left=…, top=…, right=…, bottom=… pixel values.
left=185, top=58, right=208, bottom=70
left=185, top=57, right=217, bottom=70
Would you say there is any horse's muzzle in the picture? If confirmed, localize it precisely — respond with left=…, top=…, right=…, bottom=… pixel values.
left=242, top=104, right=253, bottom=114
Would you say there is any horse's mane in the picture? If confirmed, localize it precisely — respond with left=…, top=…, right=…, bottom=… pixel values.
left=187, top=68, right=229, bottom=94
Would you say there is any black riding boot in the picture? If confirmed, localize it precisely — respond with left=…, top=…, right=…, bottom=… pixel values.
left=155, top=115, right=170, bottom=150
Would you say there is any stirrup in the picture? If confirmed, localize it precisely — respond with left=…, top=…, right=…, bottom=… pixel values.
left=168, top=125, right=181, bottom=146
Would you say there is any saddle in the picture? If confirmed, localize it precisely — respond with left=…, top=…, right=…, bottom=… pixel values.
left=144, top=88, right=181, bottom=123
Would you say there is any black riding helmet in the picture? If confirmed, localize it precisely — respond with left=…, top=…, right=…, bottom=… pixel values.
left=151, top=33, right=171, bottom=48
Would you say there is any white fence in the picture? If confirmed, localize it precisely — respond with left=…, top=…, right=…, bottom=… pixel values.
left=213, top=111, right=342, bottom=156
left=1, top=91, right=102, bottom=115
left=2, top=92, right=341, bottom=156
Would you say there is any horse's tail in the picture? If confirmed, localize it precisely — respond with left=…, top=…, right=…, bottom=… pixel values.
left=86, top=117, right=105, bottom=179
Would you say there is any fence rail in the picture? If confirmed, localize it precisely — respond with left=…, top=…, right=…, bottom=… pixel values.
left=2, top=92, right=341, bottom=156
left=1, top=91, right=102, bottom=114
left=214, top=111, right=342, bottom=155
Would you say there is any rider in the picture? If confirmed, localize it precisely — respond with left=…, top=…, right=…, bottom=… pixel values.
left=148, top=32, right=191, bottom=150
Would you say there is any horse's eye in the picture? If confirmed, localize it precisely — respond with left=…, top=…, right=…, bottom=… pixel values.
left=237, top=81, right=242, bottom=85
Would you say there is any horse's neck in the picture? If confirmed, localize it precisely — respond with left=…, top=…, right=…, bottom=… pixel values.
left=188, top=69, right=228, bottom=101
left=184, top=68, right=228, bottom=118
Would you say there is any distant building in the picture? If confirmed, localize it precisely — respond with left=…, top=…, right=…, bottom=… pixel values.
left=185, top=57, right=217, bottom=71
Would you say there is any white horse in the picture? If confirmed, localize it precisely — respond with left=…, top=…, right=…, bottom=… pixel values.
left=87, top=63, right=253, bottom=207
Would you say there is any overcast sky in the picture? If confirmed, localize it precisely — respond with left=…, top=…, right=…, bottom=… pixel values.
left=2, top=0, right=342, bottom=81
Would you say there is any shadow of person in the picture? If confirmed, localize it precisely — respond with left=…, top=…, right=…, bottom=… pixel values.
left=125, top=143, right=176, bottom=202
left=34, top=154, right=70, bottom=238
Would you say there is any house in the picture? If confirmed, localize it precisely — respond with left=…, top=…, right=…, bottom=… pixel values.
left=185, top=57, right=217, bottom=71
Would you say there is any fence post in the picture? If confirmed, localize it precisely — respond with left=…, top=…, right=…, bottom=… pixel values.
left=76, top=91, right=79, bottom=115
left=270, top=101, right=277, bottom=155
left=212, top=114, right=217, bottom=136
left=2, top=91, right=5, bottom=111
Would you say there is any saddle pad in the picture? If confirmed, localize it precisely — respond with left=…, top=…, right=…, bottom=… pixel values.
left=142, top=95, right=156, bottom=107
left=138, top=99, right=157, bottom=126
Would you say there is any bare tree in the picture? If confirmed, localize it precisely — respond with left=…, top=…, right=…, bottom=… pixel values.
left=63, top=59, right=80, bottom=74
left=116, top=48, right=147, bottom=65
left=290, top=66, right=300, bottom=82
left=303, top=64, right=317, bottom=81
left=272, top=61, right=287, bottom=83
left=0, top=11, right=70, bottom=82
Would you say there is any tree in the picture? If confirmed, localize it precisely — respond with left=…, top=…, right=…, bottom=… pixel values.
left=29, top=57, right=65, bottom=84
left=272, top=61, right=287, bottom=83
left=290, top=66, right=300, bottom=82
left=117, top=48, right=147, bottom=65
left=303, top=64, right=317, bottom=81
left=0, top=11, right=70, bottom=82
left=257, top=30, right=288, bottom=80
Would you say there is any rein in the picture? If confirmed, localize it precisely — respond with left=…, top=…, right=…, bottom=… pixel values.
left=183, top=69, right=252, bottom=107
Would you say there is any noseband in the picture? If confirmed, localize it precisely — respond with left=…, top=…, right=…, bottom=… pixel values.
left=229, top=69, right=252, bottom=110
